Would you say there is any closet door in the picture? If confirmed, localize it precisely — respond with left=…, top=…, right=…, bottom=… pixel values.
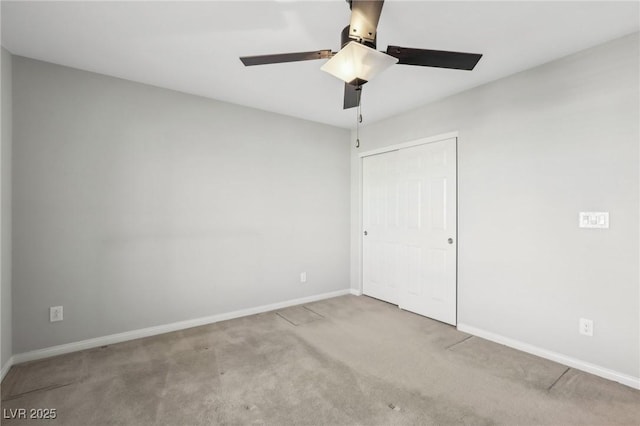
left=396, top=138, right=457, bottom=325
left=362, top=150, right=400, bottom=305
left=362, top=138, right=457, bottom=325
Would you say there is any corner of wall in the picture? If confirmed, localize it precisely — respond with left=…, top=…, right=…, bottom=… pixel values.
left=1, top=47, right=14, bottom=374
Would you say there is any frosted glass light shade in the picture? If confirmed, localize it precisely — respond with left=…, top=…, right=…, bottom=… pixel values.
left=321, top=41, right=398, bottom=84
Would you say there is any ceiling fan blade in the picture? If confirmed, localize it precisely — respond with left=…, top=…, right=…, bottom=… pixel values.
left=240, top=50, right=332, bottom=66
left=386, top=46, right=482, bottom=70
left=349, top=0, right=384, bottom=43
left=343, top=83, right=361, bottom=110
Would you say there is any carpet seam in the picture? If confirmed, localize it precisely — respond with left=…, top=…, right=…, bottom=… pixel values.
left=547, top=367, right=571, bottom=391
left=275, top=312, right=299, bottom=327
left=302, top=305, right=325, bottom=318
left=445, top=335, right=473, bottom=351
left=2, top=381, right=78, bottom=401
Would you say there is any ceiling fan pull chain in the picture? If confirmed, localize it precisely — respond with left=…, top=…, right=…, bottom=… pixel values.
left=355, top=100, right=361, bottom=148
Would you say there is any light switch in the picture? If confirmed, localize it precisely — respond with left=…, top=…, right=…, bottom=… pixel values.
left=579, top=212, right=609, bottom=229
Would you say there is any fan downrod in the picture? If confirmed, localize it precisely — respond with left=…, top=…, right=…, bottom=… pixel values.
left=341, top=25, right=376, bottom=49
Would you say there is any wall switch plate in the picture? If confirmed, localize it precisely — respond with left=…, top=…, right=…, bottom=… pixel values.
left=300, top=272, right=307, bottom=283
left=579, top=318, right=593, bottom=336
left=579, top=212, right=609, bottom=229
left=50, top=306, right=63, bottom=322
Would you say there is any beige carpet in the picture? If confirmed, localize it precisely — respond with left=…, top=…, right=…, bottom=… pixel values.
left=2, top=295, right=639, bottom=425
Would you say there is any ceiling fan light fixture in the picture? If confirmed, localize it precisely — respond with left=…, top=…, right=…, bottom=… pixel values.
left=321, top=41, right=398, bottom=85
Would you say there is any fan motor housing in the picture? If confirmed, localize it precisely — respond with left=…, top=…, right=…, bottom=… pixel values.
left=341, top=25, right=376, bottom=49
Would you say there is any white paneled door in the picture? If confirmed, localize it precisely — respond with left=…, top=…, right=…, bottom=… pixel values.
left=362, top=137, right=457, bottom=325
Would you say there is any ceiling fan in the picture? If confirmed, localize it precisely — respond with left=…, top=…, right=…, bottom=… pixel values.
left=240, top=0, right=482, bottom=110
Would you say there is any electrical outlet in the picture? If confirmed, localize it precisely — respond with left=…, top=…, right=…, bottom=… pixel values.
left=300, top=272, right=307, bottom=283
left=50, top=306, right=63, bottom=322
left=579, top=318, right=593, bottom=336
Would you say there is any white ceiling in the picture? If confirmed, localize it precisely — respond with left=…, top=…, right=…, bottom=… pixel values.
left=2, top=1, right=638, bottom=129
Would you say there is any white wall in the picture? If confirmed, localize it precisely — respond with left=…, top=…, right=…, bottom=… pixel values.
left=351, top=33, right=639, bottom=379
left=12, top=56, right=351, bottom=353
left=1, top=47, right=13, bottom=371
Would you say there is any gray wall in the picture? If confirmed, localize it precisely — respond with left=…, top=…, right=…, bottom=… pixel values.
left=12, top=56, right=351, bottom=353
left=1, top=47, right=13, bottom=369
left=351, top=33, right=639, bottom=378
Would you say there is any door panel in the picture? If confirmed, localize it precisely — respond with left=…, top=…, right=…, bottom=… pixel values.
left=362, top=151, right=400, bottom=305
left=405, top=245, right=422, bottom=296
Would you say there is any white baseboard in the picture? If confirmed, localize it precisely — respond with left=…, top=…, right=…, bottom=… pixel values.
left=13, top=289, right=352, bottom=365
left=350, top=288, right=362, bottom=296
left=457, top=323, right=640, bottom=390
left=1, top=355, right=14, bottom=381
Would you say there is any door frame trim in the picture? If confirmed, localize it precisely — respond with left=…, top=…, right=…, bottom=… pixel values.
left=357, top=131, right=459, bottom=323
left=358, top=131, right=459, bottom=158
